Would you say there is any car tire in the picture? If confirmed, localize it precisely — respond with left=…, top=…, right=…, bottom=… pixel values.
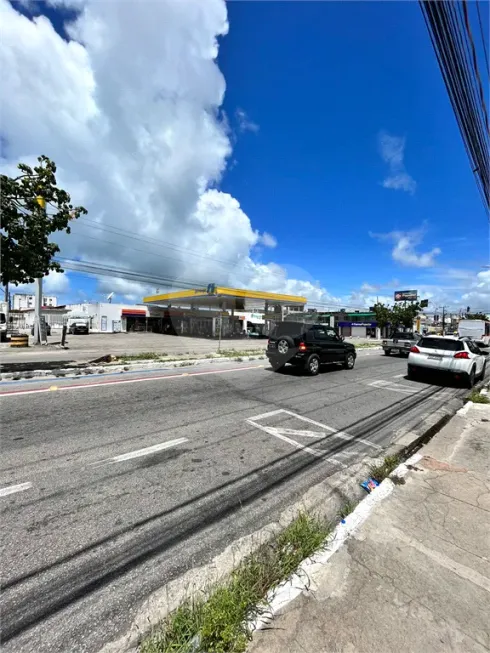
left=407, top=366, right=417, bottom=380
left=466, top=366, right=476, bottom=388
left=384, top=349, right=391, bottom=356
left=305, top=354, right=320, bottom=376
left=276, top=337, right=293, bottom=356
left=343, top=352, right=355, bottom=370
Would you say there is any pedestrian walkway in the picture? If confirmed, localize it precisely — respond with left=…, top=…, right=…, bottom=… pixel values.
left=249, top=402, right=490, bottom=653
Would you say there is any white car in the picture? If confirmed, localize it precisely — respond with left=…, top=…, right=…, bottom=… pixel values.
left=407, top=335, right=487, bottom=387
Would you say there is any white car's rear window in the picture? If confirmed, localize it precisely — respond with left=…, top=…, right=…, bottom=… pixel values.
left=418, top=338, right=463, bottom=351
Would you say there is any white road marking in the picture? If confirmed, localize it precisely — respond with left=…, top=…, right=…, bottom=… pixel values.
left=0, top=365, right=263, bottom=398
left=274, top=409, right=381, bottom=450
left=247, top=409, right=284, bottom=421
left=393, top=373, right=405, bottom=378
left=246, top=419, right=345, bottom=465
left=267, top=427, right=324, bottom=438
left=369, top=380, right=414, bottom=394
left=94, top=438, right=188, bottom=465
left=0, top=482, right=32, bottom=497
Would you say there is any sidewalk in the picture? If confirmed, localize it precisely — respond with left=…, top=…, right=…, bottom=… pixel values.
left=249, top=402, right=490, bottom=653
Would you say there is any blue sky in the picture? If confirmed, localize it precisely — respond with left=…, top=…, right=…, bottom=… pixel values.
left=219, top=1, right=488, bottom=295
left=1, top=0, right=489, bottom=310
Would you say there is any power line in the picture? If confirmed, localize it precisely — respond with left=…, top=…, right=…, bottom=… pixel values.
left=475, top=0, right=490, bottom=76
left=419, top=0, right=490, bottom=213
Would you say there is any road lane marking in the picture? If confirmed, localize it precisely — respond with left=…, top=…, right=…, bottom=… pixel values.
left=0, top=482, right=32, bottom=497
left=247, top=409, right=284, bottom=421
left=273, top=409, right=382, bottom=450
left=0, top=365, right=264, bottom=398
left=245, top=419, right=345, bottom=464
left=369, top=380, right=414, bottom=394
left=93, top=438, right=188, bottom=465
left=393, top=374, right=405, bottom=378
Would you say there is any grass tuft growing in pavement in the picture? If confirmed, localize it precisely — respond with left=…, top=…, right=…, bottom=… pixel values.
left=140, top=512, right=331, bottom=653
left=218, top=349, right=265, bottom=358
left=118, top=352, right=166, bottom=361
left=337, top=500, right=358, bottom=521
left=369, top=454, right=400, bottom=483
left=466, top=389, right=490, bottom=404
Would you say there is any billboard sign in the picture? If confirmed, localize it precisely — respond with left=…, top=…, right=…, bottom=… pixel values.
left=394, top=290, right=417, bottom=302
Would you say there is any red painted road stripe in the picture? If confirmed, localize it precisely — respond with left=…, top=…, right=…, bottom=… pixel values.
left=0, top=365, right=264, bottom=398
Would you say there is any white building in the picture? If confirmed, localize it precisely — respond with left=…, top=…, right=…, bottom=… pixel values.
left=65, top=302, right=150, bottom=333
left=12, top=293, right=57, bottom=310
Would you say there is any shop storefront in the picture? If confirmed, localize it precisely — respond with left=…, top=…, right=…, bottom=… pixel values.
left=338, top=321, right=378, bottom=338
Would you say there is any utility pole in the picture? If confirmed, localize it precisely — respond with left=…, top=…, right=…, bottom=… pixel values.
left=442, top=306, right=445, bottom=335
left=33, top=194, right=48, bottom=345
left=34, top=277, right=43, bottom=344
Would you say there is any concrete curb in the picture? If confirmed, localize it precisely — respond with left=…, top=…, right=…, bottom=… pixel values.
left=0, top=354, right=267, bottom=382
left=249, top=452, right=423, bottom=634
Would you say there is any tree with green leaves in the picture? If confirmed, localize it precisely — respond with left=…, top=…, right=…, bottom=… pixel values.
left=392, top=301, right=422, bottom=329
left=372, top=302, right=392, bottom=331
left=1, top=155, right=87, bottom=302
left=372, top=300, right=422, bottom=333
left=466, top=312, right=488, bottom=320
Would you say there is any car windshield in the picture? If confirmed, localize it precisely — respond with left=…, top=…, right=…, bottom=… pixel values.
left=418, top=338, right=464, bottom=351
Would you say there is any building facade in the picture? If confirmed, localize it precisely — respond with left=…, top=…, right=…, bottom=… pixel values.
left=13, top=293, right=58, bottom=310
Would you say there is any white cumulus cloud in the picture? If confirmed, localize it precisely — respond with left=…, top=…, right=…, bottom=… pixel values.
left=378, top=131, right=416, bottom=194
left=370, top=227, right=441, bottom=268
left=0, top=0, right=346, bottom=307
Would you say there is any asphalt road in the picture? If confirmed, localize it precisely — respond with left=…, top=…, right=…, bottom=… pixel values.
left=0, top=350, right=470, bottom=653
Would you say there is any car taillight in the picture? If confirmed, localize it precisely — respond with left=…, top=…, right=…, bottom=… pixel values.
left=410, top=346, right=420, bottom=353
left=298, top=342, right=307, bottom=352
left=454, top=351, right=469, bottom=359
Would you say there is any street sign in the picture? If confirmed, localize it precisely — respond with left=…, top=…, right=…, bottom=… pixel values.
left=420, top=299, right=429, bottom=308
left=394, top=290, right=418, bottom=301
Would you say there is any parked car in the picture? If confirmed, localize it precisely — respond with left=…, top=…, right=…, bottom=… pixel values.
left=266, top=322, right=356, bottom=375
left=30, top=323, right=51, bottom=336
left=382, top=331, right=419, bottom=357
left=68, top=320, right=89, bottom=335
left=407, top=335, right=487, bottom=387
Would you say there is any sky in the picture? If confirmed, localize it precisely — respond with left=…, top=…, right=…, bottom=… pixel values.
left=1, top=0, right=489, bottom=312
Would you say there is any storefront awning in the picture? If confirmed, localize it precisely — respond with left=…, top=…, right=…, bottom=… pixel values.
left=122, top=309, right=147, bottom=317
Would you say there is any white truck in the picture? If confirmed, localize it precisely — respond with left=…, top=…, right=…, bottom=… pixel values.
left=458, top=319, right=490, bottom=346
left=382, top=330, right=420, bottom=357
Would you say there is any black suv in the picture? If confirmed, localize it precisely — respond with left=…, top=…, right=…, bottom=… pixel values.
left=266, top=322, right=356, bottom=375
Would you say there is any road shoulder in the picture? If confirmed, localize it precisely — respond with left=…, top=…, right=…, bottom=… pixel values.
left=248, top=402, right=490, bottom=653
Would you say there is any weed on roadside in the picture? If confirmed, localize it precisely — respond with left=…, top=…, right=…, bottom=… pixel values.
left=466, top=390, right=490, bottom=404
left=337, top=501, right=357, bottom=521
left=218, top=349, right=264, bottom=358
left=116, top=352, right=164, bottom=361
left=141, top=512, right=331, bottom=653
left=369, top=454, right=400, bottom=483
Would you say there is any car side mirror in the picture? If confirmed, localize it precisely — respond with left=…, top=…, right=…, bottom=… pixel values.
left=479, top=349, right=489, bottom=356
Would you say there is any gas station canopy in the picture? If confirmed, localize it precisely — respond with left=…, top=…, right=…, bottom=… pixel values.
left=143, top=285, right=307, bottom=311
